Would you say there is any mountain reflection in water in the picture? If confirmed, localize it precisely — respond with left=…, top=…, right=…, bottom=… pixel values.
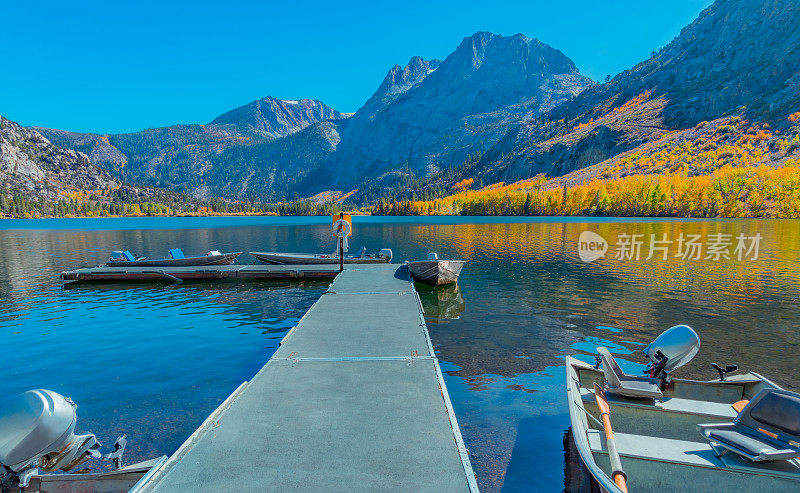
left=0, top=217, right=798, bottom=491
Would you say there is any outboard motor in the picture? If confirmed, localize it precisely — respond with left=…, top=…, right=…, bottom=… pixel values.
left=0, top=390, right=125, bottom=490
left=642, top=325, right=700, bottom=382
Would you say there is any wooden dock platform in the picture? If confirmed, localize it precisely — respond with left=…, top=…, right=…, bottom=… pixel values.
left=60, top=264, right=340, bottom=283
left=130, top=264, right=478, bottom=492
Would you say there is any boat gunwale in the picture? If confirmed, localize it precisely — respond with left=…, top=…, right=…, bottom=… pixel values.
left=566, top=356, right=624, bottom=493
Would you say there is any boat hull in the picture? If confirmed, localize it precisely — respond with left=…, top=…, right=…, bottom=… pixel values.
left=406, top=260, right=465, bottom=287
left=250, top=252, right=390, bottom=265
left=106, top=252, right=241, bottom=267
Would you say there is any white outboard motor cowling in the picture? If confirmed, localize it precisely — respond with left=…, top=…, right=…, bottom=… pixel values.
left=643, top=325, right=700, bottom=382
left=0, top=390, right=102, bottom=488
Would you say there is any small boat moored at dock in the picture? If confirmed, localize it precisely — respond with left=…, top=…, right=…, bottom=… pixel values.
left=407, top=252, right=465, bottom=287
left=567, top=325, right=800, bottom=492
left=250, top=247, right=392, bottom=265
left=107, top=249, right=241, bottom=267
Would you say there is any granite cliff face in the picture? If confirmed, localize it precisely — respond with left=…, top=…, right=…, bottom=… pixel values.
left=1, top=116, right=119, bottom=200
left=210, top=96, right=348, bottom=139
left=318, top=32, right=592, bottom=188
left=483, top=0, right=800, bottom=182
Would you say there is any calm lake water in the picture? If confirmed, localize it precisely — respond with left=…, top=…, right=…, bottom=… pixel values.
left=1, top=216, right=799, bottom=491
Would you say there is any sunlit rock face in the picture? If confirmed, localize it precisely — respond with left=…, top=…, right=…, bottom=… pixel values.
left=1, top=115, right=119, bottom=200
left=318, top=32, right=592, bottom=188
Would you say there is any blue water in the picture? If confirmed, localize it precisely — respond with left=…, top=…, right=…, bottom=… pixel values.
left=1, top=216, right=799, bottom=491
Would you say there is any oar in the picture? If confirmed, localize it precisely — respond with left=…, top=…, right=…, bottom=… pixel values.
left=593, top=382, right=629, bottom=493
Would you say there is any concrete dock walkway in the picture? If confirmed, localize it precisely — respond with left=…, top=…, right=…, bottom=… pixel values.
left=133, top=264, right=478, bottom=492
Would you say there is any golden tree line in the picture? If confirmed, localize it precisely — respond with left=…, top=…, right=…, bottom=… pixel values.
left=376, top=133, right=800, bottom=218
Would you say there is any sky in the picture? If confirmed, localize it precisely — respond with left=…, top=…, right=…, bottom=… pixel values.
left=0, top=0, right=713, bottom=134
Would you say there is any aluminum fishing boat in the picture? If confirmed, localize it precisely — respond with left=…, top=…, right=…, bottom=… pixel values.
left=406, top=253, right=465, bottom=287
left=250, top=247, right=392, bottom=265
left=106, top=249, right=241, bottom=267
left=567, top=325, right=800, bottom=492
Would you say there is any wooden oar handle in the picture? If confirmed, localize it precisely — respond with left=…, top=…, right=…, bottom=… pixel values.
left=594, top=383, right=629, bottom=493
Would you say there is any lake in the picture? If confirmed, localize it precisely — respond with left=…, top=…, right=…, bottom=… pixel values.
left=1, top=216, right=799, bottom=491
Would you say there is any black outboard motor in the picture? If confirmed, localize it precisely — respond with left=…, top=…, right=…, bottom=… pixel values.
left=642, top=325, right=701, bottom=383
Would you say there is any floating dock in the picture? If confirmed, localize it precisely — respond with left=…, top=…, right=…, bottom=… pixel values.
left=60, top=264, right=340, bottom=283
left=131, top=264, right=478, bottom=492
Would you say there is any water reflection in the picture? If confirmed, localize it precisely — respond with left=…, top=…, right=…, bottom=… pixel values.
left=411, top=218, right=799, bottom=491
left=1, top=217, right=799, bottom=491
left=418, top=283, right=466, bottom=322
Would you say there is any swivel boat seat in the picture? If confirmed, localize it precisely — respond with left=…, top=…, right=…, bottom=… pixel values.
left=698, top=388, right=800, bottom=462
left=596, top=346, right=664, bottom=399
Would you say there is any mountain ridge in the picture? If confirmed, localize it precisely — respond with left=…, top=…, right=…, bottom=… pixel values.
left=210, top=96, right=348, bottom=138
left=482, top=0, right=800, bottom=182
left=34, top=32, right=593, bottom=201
left=23, top=1, right=800, bottom=210
left=314, top=31, right=593, bottom=191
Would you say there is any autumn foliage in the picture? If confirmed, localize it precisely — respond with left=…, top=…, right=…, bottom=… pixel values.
left=376, top=130, right=800, bottom=218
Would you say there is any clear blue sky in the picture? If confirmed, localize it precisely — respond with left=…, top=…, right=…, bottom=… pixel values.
left=0, top=0, right=713, bottom=134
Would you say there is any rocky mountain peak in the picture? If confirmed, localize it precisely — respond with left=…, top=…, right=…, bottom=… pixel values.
left=320, top=31, right=593, bottom=188
left=210, top=96, right=348, bottom=139
left=360, top=56, right=442, bottom=117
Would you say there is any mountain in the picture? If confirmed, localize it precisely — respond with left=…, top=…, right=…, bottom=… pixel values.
left=1, top=115, right=190, bottom=214
left=358, top=56, right=441, bottom=116
left=1, top=115, right=119, bottom=200
left=36, top=0, right=798, bottom=209
left=210, top=96, right=348, bottom=139
left=316, top=32, right=592, bottom=189
left=36, top=33, right=591, bottom=201
left=37, top=96, right=348, bottom=200
left=482, top=0, right=800, bottom=182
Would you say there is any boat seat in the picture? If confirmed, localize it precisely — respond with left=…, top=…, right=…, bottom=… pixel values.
left=169, top=248, right=185, bottom=259
left=597, top=346, right=663, bottom=399
left=698, top=389, right=800, bottom=462
left=122, top=250, right=136, bottom=262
